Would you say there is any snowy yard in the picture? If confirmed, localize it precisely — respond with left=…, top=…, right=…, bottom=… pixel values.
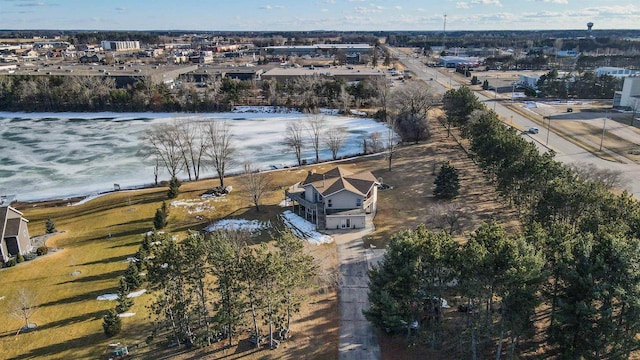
left=280, top=210, right=333, bottom=245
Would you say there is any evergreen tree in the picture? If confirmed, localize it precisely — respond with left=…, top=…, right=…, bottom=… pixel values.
left=208, top=231, right=246, bottom=348
left=482, top=80, right=490, bottom=90
left=433, top=162, right=460, bottom=200
left=123, top=261, right=143, bottom=290
left=45, top=217, right=56, bottom=234
left=167, top=177, right=181, bottom=199
left=153, top=201, right=168, bottom=230
left=275, top=230, right=317, bottom=338
left=116, top=277, right=133, bottom=314
left=103, top=308, right=122, bottom=337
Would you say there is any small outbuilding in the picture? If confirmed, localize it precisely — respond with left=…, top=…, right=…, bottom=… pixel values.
left=1, top=206, right=31, bottom=264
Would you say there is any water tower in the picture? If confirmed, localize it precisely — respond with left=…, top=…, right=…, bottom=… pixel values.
left=587, top=22, right=594, bottom=37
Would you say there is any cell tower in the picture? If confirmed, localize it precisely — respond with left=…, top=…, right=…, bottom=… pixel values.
left=587, top=22, right=594, bottom=38
left=442, top=14, right=447, bottom=51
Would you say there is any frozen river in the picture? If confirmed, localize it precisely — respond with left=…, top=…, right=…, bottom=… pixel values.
left=0, top=110, right=389, bottom=202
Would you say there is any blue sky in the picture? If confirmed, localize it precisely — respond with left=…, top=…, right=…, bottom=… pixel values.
left=1, top=0, right=638, bottom=31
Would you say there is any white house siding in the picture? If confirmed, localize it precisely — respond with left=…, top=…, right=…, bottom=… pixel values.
left=325, top=190, right=362, bottom=210
left=326, top=214, right=366, bottom=230
left=618, top=77, right=640, bottom=108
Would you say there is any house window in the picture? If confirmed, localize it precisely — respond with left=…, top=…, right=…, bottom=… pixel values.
left=327, top=199, right=332, bottom=208
left=356, top=198, right=362, bottom=207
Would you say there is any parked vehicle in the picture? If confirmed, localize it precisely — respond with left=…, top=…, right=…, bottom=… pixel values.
left=528, top=127, right=539, bottom=134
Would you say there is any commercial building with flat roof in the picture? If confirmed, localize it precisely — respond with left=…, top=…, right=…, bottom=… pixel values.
left=101, top=40, right=141, bottom=51
left=261, top=67, right=384, bottom=83
left=265, top=44, right=372, bottom=56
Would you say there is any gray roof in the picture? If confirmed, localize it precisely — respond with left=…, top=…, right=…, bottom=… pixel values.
left=302, top=166, right=378, bottom=197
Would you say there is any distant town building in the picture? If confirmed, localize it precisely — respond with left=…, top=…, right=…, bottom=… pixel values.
left=439, top=56, right=481, bottom=68
left=100, top=40, right=141, bottom=51
left=556, top=50, right=579, bottom=57
left=595, top=67, right=637, bottom=78
left=261, top=67, right=384, bottom=83
left=613, top=76, right=640, bottom=109
left=265, top=44, right=372, bottom=56
left=519, top=74, right=541, bottom=89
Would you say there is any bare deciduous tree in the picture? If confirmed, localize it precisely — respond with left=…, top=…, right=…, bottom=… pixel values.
left=385, top=116, right=400, bottom=172
left=205, top=120, right=235, bottom=187
left=306, top=114, right=325, bottom=164
left=293, top=76, right=320, bottom=112
left=9, top=288, right=39, bottom=331
left=243, top=162, right=272, bottom=212
left=429, top=202, right=465, bottom=235
left=285, top=120, right=305, bottom=166
left=142, top=123, right=185, bottom=181
left=391, top=82, right=439, bottom=143
left=373, top=76, right=391, bottom=123
left=368, top=131, right=383, bottom=153
left=568, top=162, right=627, bottom=190
left=325, top=126, right=347, bottom=160
left=176, top=120, right=207, bottom=181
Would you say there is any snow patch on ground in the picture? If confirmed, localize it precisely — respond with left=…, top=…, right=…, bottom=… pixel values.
left=171, top=198, right=220, bottom=214
left=118, top=312, right=136, bottom=318
left=204, top=219, right=271, bottom=233
left=128, top=289, right=146, bottom=298
left=70, top=192, right=105, bottom=206
left=280, top=210, right=333, bottom=245
left=523, top=101, right=537, bottom=109
left=97, top=289, right=147, bottom=301
left=0, top=296, right=5, bottom=301
left=350, top=109, right=367, bottom=116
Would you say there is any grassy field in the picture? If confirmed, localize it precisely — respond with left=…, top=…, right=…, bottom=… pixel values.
left=0, top=119, right=518, bottom=359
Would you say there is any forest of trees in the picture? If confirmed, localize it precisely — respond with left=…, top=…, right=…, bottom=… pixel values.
left=367, top=86, right=640, bottom=359
left=0, top=74, right=389, bottom=113
left=125, top=229, right=317, bottom=349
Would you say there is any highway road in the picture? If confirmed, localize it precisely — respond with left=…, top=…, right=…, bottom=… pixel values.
left=390, top=49, right=640, bottom=199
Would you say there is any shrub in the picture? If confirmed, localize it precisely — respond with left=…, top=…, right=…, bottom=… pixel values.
left=5, top=259, right=17, bottom=267
left=36, top=246, right=49, bottom=256
left=45, top=217, right=57, bottom=234
left=16, top=254, right=24, bottom=263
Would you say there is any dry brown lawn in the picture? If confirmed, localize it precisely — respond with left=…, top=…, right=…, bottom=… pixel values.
left=0, top=116, right=520, bottom=359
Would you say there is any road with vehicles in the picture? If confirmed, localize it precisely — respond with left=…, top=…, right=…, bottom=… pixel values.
left=390, top=49, right=640, bottom=198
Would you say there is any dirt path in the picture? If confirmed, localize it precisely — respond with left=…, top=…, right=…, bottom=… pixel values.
left=330, top=223, right=383, bottom=360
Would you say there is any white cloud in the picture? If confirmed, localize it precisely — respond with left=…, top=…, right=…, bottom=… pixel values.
left=456, top=2, right=469, bottom=9
left=259, top=5, right=272, bottom=10
left=536, top=0, right=568, bottom=3
left=470, top=0, right=502, bottom=6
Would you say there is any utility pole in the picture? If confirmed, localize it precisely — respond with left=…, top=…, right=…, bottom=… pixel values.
left=442, top=14, right=447, bottom=52
left=546, top=117, right=551, bottom=145
left=599, top=114, right=608, bottom=151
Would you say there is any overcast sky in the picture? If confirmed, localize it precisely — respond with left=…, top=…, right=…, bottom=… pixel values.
left=1, top=0, right=638, bottom=31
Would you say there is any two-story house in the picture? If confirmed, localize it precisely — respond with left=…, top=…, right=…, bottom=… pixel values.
left=1, top=206, right=31, bottom=264
left=285, top=166, right=379, bottom=230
